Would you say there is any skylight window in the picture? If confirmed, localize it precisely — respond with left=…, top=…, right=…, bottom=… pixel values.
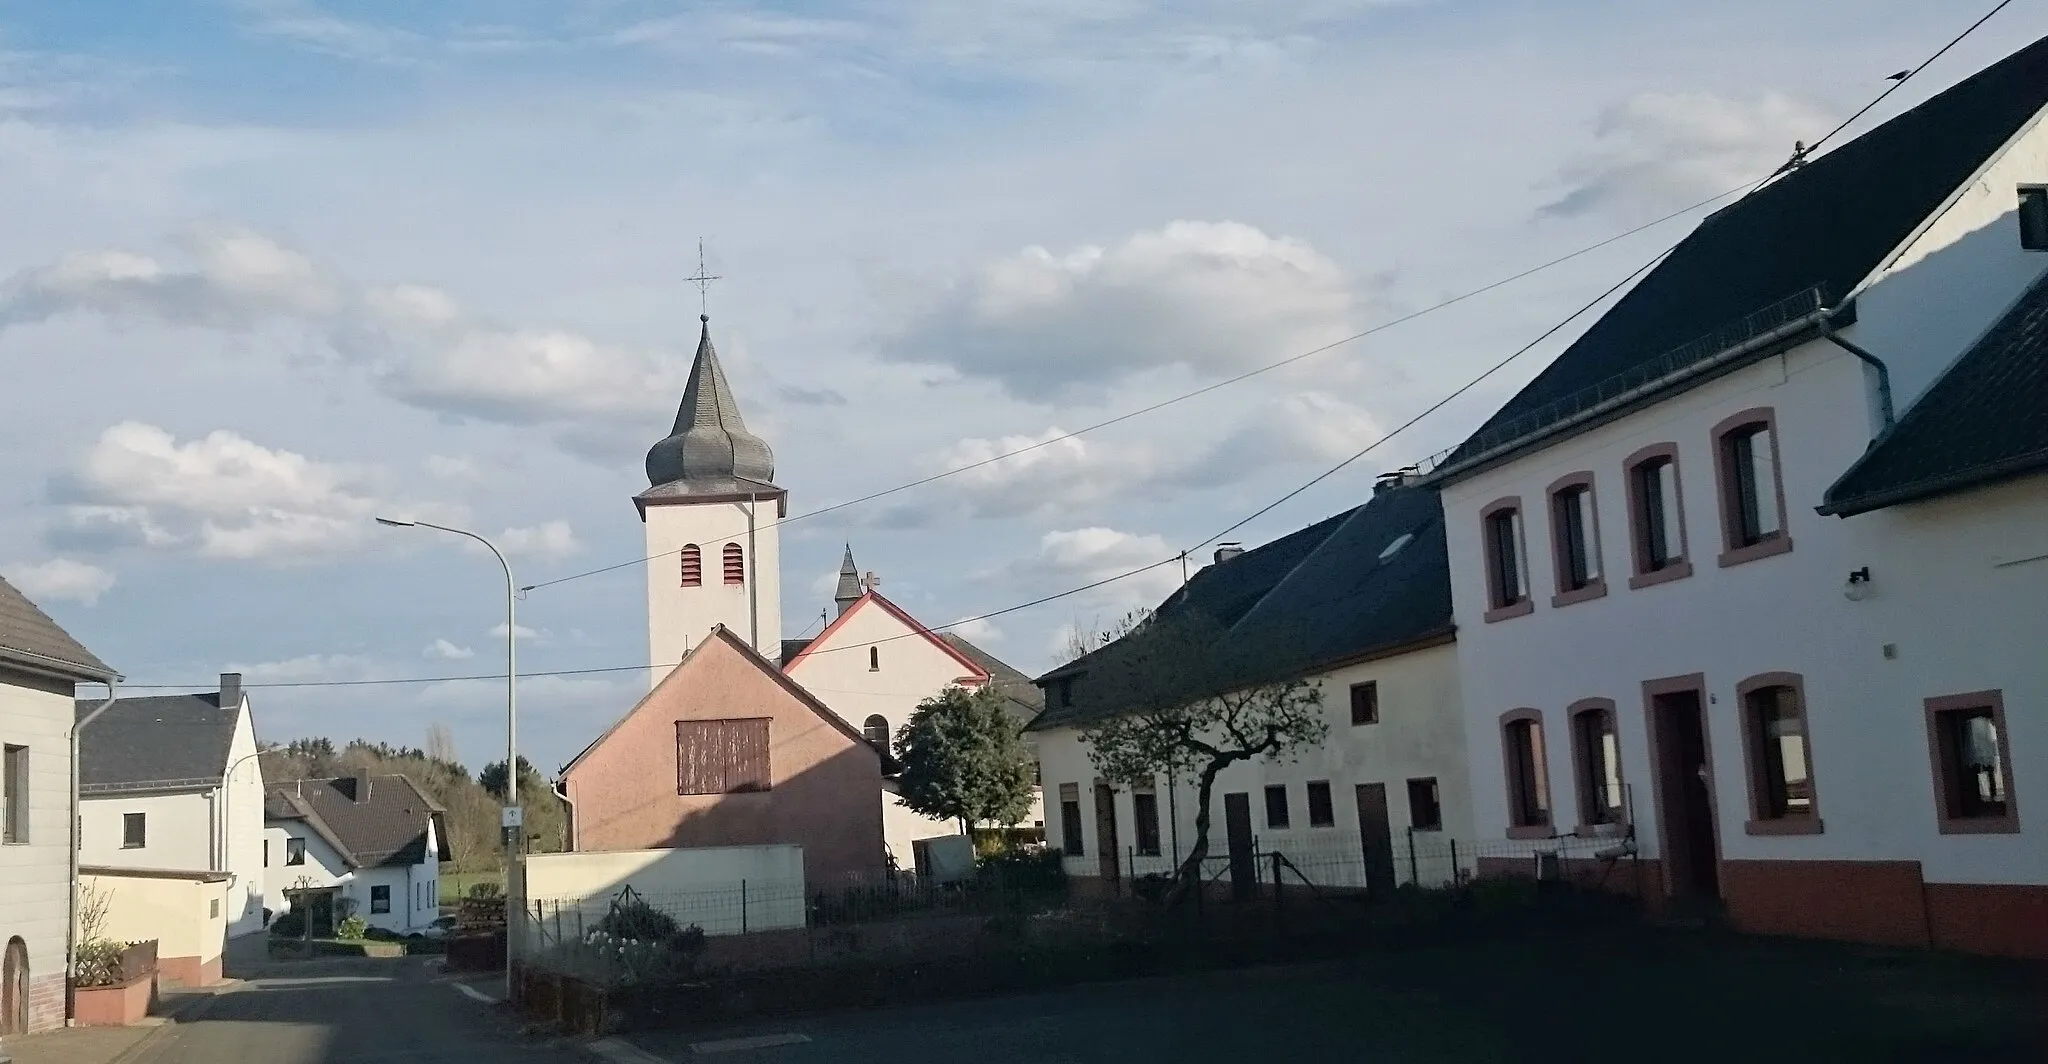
left=1378, top=532, right=1414, bottom=561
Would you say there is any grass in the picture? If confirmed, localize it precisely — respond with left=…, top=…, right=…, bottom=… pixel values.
left=440, top=868, right=506, bottom=905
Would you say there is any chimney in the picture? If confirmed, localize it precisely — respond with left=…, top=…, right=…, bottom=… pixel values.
left=352, top=771, right=373, bottom=804
left=1374, top=465, right=1422, bottom=497
left=1213, top=543, right=1245, bottom=565
left=218, top=672, right=243, bottom=711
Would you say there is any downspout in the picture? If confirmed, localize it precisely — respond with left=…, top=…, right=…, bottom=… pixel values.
left=554, top=777, right=576, bottom=851
left=745, top=492, right=760, bottom=651
left=69, top=680, right=119, bottom=1017
left=1819, top=319, right=1897, bottom=430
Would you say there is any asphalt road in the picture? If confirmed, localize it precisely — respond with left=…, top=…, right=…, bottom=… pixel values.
left=126, top=957, right=583, bottom=1064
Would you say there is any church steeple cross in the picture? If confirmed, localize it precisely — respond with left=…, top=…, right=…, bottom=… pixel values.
left=686, top=238, right=722, bottom=320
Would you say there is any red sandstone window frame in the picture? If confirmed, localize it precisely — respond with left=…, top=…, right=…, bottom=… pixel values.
left=1925, top=690, right=2020, bottom=835
left=1480, top=497, right=1534, bottom=623
left=1736, top=673, right=1823, bottom=836
left=722, top=543, right=745, bottom=585
left=679, top=544, right=702, bottom=587
left=1546, top=472, right=1607, bottom=608
left=1711, top=408, right=1794, bottom=568
left=1500, top=709, right=1553, bottom=839
left=1567, top=698, right=1625, bottom=830
left=1623, top=444, right=1692, bottom=589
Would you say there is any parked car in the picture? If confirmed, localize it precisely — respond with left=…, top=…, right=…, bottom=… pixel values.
left=411, top=916, right=459, bottom=940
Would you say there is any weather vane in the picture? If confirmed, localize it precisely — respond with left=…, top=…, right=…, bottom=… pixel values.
left=686, top=238, right=721, bottom=320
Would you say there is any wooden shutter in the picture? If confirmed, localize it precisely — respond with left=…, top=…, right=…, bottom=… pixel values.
left=723, top=544, right=745, bottom=585
left=676, top=718, right=772, bottom=794
left=680, top=545, right=702, bottom=587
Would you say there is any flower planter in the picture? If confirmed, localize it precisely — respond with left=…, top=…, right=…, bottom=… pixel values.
left=72, top=972, right=156, bottom=1027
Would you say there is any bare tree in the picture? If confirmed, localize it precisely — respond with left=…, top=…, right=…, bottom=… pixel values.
left=1060, top=607, right=1153, bottom=664
left=425, top=722, right=459, bottom=766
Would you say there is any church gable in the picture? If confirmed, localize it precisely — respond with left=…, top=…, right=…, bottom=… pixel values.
left=784, top=592, right=987, bottom=685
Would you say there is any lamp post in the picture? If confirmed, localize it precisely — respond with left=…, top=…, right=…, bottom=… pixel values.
left=377, top=517, right=519, bottom=1002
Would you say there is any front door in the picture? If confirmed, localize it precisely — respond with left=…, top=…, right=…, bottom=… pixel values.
left=1093, top=783, right=1121, bottom=884
left=1649, top=684, right=1721, bottom=901
left=1354, top=783, right=1397, bottom=895
left=2, top=937, right=27, bottom=1035
left=1223, top=792, right=1256, bottom=901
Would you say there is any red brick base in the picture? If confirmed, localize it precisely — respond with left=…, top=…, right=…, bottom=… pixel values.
left=1474, top=855, right=1667, bottom=906
left=157, top=953, right=224, bottom=988
left=25, top=972, right=66, bottom=1034
left=1925, top=882, right=2048, bottom=959
left=1721, top=859, right=1931, bottom=948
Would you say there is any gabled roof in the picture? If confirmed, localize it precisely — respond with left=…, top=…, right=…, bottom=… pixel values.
left=0, top=574, right=115, bottom=682
left=782, top=590, right=990, bottom=681
left=1439, top=33, right=2048, bottom=477
left=265, top=774, right=450, bottom=868
left=75, top=691, right=239, bottom=792
left=1029, top=485, right=1453, bottom=732
left=938, top=633, right=1044, bottom=726
left=1822, top=267, right=2048, bottom=516
left=564, top=624, right=897, bottom=777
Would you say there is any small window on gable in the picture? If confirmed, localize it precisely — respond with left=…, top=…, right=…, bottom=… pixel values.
left=1626, top=447, right=1691, bottom=588
left=679, top=544, right=702, bottom=587
left=869, top=646, right=880, bottom=672
left=1548, top=476, right=1604, bottom=604
left=2020, top=185, right=2048, bottom=252
left=286, top=837, right=306, bottom=865
left=863, top=714, right=890, bottom=751
left=1714, top=412, right=1793, bottom=566
left=722, top=543, right=745, bottom=585
left=1481, top=499, right=1531, bottom=621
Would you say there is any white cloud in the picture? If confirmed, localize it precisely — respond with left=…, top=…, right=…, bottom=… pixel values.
left=989, top=527, right=1184, bottom=626
left=0, top=225, right=685, bottom=448
left=425, top=455, right=479, bottom=480
left=496, top=521, right=581, bottom=559
left=45, top=421, right=459, bottom=563
left=423, top=639, right=475, bottom=660
left=244, top=9, right=424, bottom=66
left=2, top=558, right=116, bottom=605
left=487, top=622, right=544, bottom=642
left=882, top=221, right=1358, bottom=401
left=947, top=615, right=1002, bottom=644
left=1541, top=91, right=1834, bottom=218
left=225, top=653, right=378, bottom=684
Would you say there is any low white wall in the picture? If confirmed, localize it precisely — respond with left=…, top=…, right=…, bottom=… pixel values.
left=522, top=844, right=806, bottom=937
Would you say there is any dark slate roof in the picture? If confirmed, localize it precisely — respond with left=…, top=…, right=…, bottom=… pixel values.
left=1029, top=486, right=1452, bottom=731
left=644, top=316, right=778, bottom=490
left=1441, top=33, right=2048, bottom=474
left=834, top=546, right=864, bottom=612
left=0, top=574, right=114, bottom=681
left=939, top=633, right=1044, bottom=727
left=265, top=775, right=450, bottom=868
left=75, top=693, right=237, bottom=790
left=1822, top=269, right=2048, bottom=516
left=779, top=637, right=817, bottom=666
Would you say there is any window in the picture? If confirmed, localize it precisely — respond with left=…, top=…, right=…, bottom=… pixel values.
left=1927, top=691, right=2019, bottom=834
left=285, top=837, right=306, bottom=865
left=1407, top=778, right=1443, bottom=831
left=676, top=718, right=772, bottom=794
left=1055, top=678, right=1074, bottom=709
left=1570, top=700, right=1624, bottom=827
left=868, top=646, right=880, bottom=672
left=862, top=714, right=890, bottom=751
left=1713, top=412, right=1792, bottom=566
left=1306, top=781, right=1335, bottom=828
left=1264, top=784, right=1291, bottom=829
left=1133, top=786, right=1162, bottom=856
left=722, top=543, right=745, bottom=585
left=2021, top=185, right=2048, bottom=252
left=679, top=544, right=702, bottom=587
left=1480, top=498, right=1532, bottom=621
left=370, top=885, right=391, bottom=914
left=1625, top=445, right=1691, bottom=588
left=2, top=744, right=26, bottom=845
left=210, top=898, right=220, bottom=919
left=1058, top=783, right=1084, bottom=855
left=1501, top=711, right=1551, bottom=838
left=123, top=812, right=147, bottom=849
left=1349, top=682, right=1379, bottom=726
left=1738, top=675, right=1821, bottom=834
left=1547, top=474, right=1605, bottom=606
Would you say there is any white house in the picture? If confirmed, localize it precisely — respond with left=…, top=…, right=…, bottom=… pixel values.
left=0, top=575, right=118, bottom=1036
left=1030, top=484, right=1477, bottom=896
left=1420, top=32, right=2048, bottom=957
left=76, top=675, right=267, bottom=941
left=264, top=774, right=450, bottom=935
left=783, top=549, right=1047, bottom=871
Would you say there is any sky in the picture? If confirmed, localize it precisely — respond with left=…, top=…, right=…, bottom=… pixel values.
left=4, top=0, right=2042, bottom=775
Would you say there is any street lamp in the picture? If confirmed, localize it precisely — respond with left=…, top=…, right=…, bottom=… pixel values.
left=376, top=517, right=520, bottom=1002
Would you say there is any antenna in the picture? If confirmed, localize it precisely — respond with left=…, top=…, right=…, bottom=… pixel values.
left=686, top=238, right=722, bottom=319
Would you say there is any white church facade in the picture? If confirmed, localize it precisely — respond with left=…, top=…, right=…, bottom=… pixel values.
left=625, top=313, right=1044, bottom=874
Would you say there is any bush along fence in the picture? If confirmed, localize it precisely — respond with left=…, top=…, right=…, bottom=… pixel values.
left=511, top=836, right=1648, bottom=1035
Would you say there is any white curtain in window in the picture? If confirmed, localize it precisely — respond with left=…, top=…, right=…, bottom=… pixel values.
left=1511, top=513, right=1528, bottom=597
left=1577, top=489, right=1601, bottom=580
left=1658, top=467, right=1682, bottom=560
left=1752, top=428, right=1781, bottom=536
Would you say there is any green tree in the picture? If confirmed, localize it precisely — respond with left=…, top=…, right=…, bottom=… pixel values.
left=893, top=685, right=1037, bottom=831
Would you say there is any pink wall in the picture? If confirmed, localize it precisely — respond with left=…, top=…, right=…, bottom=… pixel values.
left=564, top=631, right=886, bottom=887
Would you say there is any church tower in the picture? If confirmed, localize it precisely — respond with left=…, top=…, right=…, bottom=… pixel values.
left=637, top=314, right=784, bottom=682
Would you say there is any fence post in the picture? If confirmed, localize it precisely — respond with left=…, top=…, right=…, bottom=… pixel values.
left=1449, top=838, right=1460, bottom=885
left=1406, top=827, right=1419, bottom=886
left=1270, top=851, right=1284, bottom=934
left=1127, top=847, right=1135, bottom=897
left=741, top=879, right=748, bottom=935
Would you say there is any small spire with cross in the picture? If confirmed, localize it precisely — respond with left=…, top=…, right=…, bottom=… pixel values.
left=686, top=238, right=722, bottom=322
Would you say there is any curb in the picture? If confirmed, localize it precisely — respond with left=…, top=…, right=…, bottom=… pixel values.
left=580, top=1037, right=674, bottom=1064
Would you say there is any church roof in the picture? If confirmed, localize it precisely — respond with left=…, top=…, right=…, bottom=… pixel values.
left=833, top=546, right=863, bottom=612
left=645, top=315, right=778, bottom=491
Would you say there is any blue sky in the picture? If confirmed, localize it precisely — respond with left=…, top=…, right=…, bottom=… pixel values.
left=4, top=0, right=2042, bottom=774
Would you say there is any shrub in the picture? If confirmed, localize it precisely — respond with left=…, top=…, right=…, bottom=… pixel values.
left=976, top=848, right=1066, bottom=893
left=468, top=880, right=504, bottom=900
left=593, top=889, right=707, bottom=960
left=336, top=915, right=370, bottom=941
left=72, top=940, right=126, bottom=988
left=269, top=909, right=306, bottom=938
